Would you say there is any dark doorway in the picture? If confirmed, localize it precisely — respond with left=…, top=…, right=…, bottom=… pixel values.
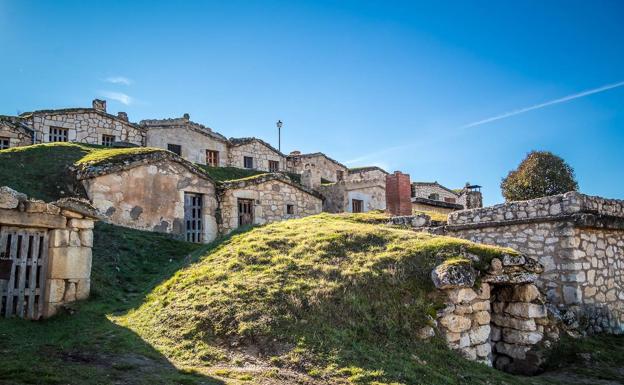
left=184, top=193, right=203, bottom=243
left=238, top=199, right=254, bottom=227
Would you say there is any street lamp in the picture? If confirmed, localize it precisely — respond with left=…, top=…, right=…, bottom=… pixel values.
left=276, top=120, right=283, bottom=152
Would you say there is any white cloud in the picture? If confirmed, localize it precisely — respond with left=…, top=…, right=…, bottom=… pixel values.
left=99, top=91, right=134, bottom=105
left=461, top=80, right=624, bottom=129
left=104, top=76, right=132, bottom=86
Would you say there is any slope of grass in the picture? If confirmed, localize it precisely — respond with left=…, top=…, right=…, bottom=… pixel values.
left=413, top=209, right=449, bottom=223
left=118, top=213, right=522, bottom=385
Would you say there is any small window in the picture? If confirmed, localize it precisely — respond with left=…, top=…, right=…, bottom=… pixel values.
left=428, top=193, right=440, bottom=201
left=244, top=156, right=254, bottom=169
left=286, top=204, right=295, bottom=215
left=352, top=199, right=363, bottom=213
left=102, top=134, right=115, bottom=147
left=336, top=170, right=344, bottom=181
left=168, top=144, right=182, bottom=156
left=0, top=137, right=9, bottom=150
left=269, top=160, right=279, bottom=172
left=49, top=127, right=68, bottom=142
left=206, top=150, right=219, bottom=167
left=444, top=197, right=456, bottom=203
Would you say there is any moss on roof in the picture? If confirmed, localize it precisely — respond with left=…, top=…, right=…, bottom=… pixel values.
left=74, top=147, right=167, bottom=167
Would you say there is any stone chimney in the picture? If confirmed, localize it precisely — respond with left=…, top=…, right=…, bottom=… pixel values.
left=300, top=163, right=321, bottom=190
left=117, top=112, right=128, bottom=122
left=385, top=171, right=412, bottom=216
left=92, top=99, right=107, bottom=112
left=183, top=113, right=190, bottom=120
left=290, top=150, right=301, bottom=156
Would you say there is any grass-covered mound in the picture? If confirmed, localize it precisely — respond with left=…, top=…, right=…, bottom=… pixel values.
left=118, top=213, right=518, bottom=384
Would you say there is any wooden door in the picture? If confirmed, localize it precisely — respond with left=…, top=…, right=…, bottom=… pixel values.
left=0, top=227, right=48, bottom=319
left=352, top=199, right=363, bottom=213
left=184, top=193, right=203, bottom=243
left=238, top=199, right=254, bottom=227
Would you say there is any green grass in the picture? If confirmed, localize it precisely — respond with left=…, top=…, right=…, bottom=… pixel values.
left=74, top=146, right=166, bottom=167
left=413, top=209, right=449, bottom=223
left=117, top=213, right=524, bottom=385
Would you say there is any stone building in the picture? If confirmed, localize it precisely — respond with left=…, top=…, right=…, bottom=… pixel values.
left=228, top=137, right=285, bottom=172
left=142, top=114, right=230, bottom=166
left=286, top=151, right=348, bottom=183
left=76, top=150, right=218, bottom=243
left=0, top=187, right=98, bottom=319
left=18, top=99, right=145, bottom=146
left=411, top=181, right=482, bottom=214
left=218, top=173, right=323, bottom=234
left=445, top=192, right=624, bottom=334
left=0, top=116, right=34, bottom=149
left=318, top=166, right=388, bottom=213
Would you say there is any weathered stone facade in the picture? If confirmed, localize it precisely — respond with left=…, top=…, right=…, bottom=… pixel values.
left=77, top=152, right=218, bottom=242
left=446, top=192, right=624, bottom=333
left=411, top=182, right=483, bottom=213
left=228, top=138, right=285, bottom=172
left=0, top=187, right=98, bottom=319
left=432, top=251, right=554, bottom=373
left=20, top=100, right=145, bottom=146
left=142, top=115, right=229, bottom=166
left=286, top=152, right=347, bottom=183
left=218, top=174, right=323, bottom=234
left=0, top=116, right=34, bottom=148
left=318, top=178, right=386, bottom=213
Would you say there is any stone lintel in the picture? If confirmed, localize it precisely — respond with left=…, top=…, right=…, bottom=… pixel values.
left=0, top=208, right=67, bottom=229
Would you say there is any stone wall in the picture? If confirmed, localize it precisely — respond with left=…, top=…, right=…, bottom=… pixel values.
left=412, top=201, right=456, bottom=215
left=432, top=251, right=554, bottom=373
left=412, top=182, right=459, bottom=203
left=228, top=139, right=285, bottom=172
left=319, top=179, right=386, bottom=213
left=0, top=117, right=33, bottom=148
left=79, top=158, right=218, bottom=242
left=446, top=192, right=624, bottom=333
left=0, top=187, right=97, bottom=319
left=346, top=167, right=388, bottom=183
left=218, top=175, right=322, bottom=234
left=23, top=103, right=144, bottom=146
left=142, top=117, right=229, bottom=166
left=286, top=153, right=347, bottom=183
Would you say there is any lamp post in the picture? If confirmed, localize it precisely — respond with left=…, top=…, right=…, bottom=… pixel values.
left=276, top=120, right=283, bottom=152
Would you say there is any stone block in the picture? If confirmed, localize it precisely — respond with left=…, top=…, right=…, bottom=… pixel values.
left=459, top=347, right=477, bottom=361
left=469, top=325, right=490, bottom=345
left=474, top=311, right=491, bottom=325
left=69, top=231, right=81, bottom=247
left=62, top=209, right=84, bottom=219
left=49, top=229, right=70, bottom=247
left=439, top=314, right=472, bottom=333
left=444, top=331, right=461, bottom=343
left=48, top=247, right=92, bottom=279
left=24, top=200, right=48, bottom=213
left=491, top=325, right=502, bottom=342
left=447, top=288, right=478, bottom=304
left=0, top=208, right=66, bottom=229
left=472, top=300, right=490, bottom=312
left=79, top=230, right=94, bottom=247
left=491, top=314, right=536, bottom=331
left=502, top=254, right=526, bottom=266
left=495, top=342, right=531, bottom=360
left=475, top=343, right=492, bottom=358
left=0, top=186, right=26, bottom=209
left=477, top=283, right=490, bottom=300
left=431, top=262, right=476, bottom=289
left=68, top=218, right=94, bottom=229
left=505, top=303, right=547, bottom=318
left=45, top=279, right=67, bottom=303
left=563, top=286, right=582, bottom=304
left=454, top=304, right=473, bottom=315
left=75, top=278, right=90, bottom=300
left=502, top=329, right=543, bottom=345
left=512, top=284, right=540, bottom=302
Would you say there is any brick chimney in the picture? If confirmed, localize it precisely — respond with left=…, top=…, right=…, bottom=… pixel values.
left=386, top=171, right=412, bottom=216
left=300, top=163, right=321, bottom=190
left=117, top=112, right=128, bottom=122
left=92, top=99, right=107, bottom=112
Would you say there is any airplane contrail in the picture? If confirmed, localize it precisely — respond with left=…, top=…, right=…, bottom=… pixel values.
left=461, top=80, right=624, bottom=129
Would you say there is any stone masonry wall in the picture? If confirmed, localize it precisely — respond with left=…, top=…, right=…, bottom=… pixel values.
left=0, top=187, right=97, bottom=319
left=228, top=141, right=285, bottom=172
left=286, top=153, right=347, bottom=183
left=80, top=160, right=218, bottom=242
left=446, top=192, right=624, bottom=333
left=0, top=118, right=33, bottom=148
left=26, top=110, right=144, bottom=146
left=218, top=178, right=322, bottom=234
left=412, top=183, right=459, bottom=203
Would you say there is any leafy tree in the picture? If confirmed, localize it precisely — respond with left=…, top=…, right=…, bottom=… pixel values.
left=501, top=151, right=579, bottom=201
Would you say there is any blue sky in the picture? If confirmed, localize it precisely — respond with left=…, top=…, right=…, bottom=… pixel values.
left=1, top=0, right=623, bottom=205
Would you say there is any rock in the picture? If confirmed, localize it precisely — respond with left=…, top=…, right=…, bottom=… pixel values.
left=491, top=314, right=536, bottom=331
left=439, top=314, right=472, bottom=333
left=447, top=288, right=478, bottom=304
left=417, top=326, right=435, bottom=340
left=483, top=272, right=538, bottom=284
left=474, top=311, right=491, bottom=325
left=495, top=342, right=531, bottom=360
left=505, top=303, right=547, bottom=318
left=490, top=258, right=503, bottom=273
left=491, top=325, right=502, bottom=341
left=475, top=343, right=491, bottom=358
left=469, top=325, right=490, bottom=345
left=477, top=282, right=490, bottom=300
left=431, top=262, right=477, bottom=289
left=444, top=331, right=461, bottom=343
left=459, top=347, right=477, bottom=361
left=502, top=254, right=526, bottom=266
left=512, top=284, right=541, bottom=302
left=494, top=355, right=512, bottom=371
left=454, top=304, right=473, bottom=315
left=472, top=300, right=490, bottom=312
left=0, top=186, right=27, bottom=209
left=502, top=329, right=543, bottom=345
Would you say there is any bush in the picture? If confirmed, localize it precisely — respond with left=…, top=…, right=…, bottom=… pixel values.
left=501, top=151, right=578, bottom=201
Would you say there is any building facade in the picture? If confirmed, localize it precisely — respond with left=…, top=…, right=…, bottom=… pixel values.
left=228, top=137, right=285, bottom=172
left=286, top=151, right=348, bottom=183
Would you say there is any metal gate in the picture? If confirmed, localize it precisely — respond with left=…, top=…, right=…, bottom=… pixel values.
left=238, top=199, right=254, bottom=227
left=184, top=193, right=203, bottom=243
left=0, top=227, right=48, bottom=319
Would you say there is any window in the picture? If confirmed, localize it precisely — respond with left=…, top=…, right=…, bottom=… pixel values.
left=428, top=193, right=440, bottom=201
left=444, top=197, right=456, bottom=203
left=167, top=144, right=182, bottom=156
left=0, top=137, right=9, bottom=150
left=269, top=160, right=279, bottom=172
left=49, top=127, right=68, bottom=142
left=352, top=199, right=363, bottom=213
left=336, top=170, right=344, bottom=181
left=102, top=134, right=115, bottom=147
left=206, top=150, right=219, bottom=167
left=286, top=204, right=295, bottom=215
left=244, top=156, right=254, bottom=169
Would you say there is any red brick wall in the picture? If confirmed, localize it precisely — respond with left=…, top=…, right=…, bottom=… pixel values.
left=385, top=171, right=412, bottom=216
